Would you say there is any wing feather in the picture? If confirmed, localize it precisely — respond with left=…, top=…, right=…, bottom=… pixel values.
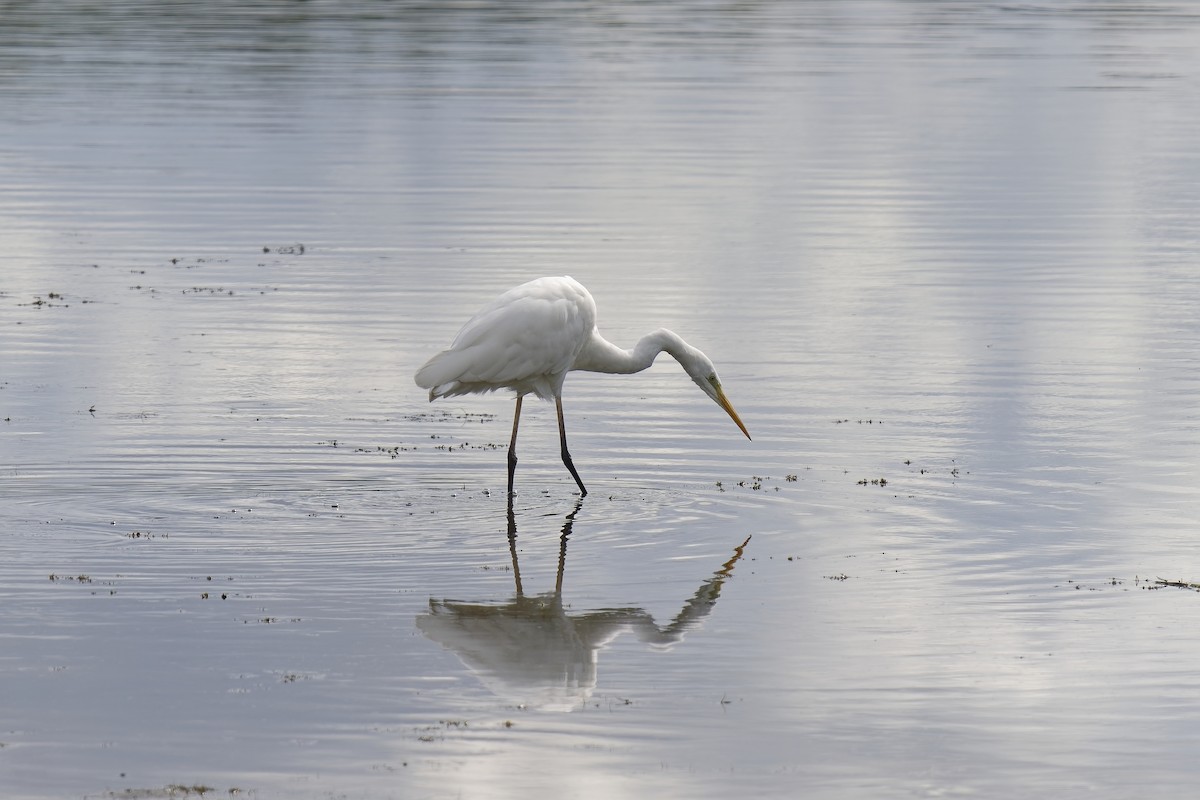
left=414, top=277, right=596, bottom=401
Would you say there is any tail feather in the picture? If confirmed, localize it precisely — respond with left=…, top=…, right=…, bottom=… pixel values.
left=414, top=348, right=474, bottom=399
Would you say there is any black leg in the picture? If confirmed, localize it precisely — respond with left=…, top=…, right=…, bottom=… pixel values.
left=556, top=395, right=587, bottom=497
left=507, top=395, right=522, bottom=501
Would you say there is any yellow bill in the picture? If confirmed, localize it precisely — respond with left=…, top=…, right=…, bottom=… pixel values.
left=715, top=384, right=751, bottom=440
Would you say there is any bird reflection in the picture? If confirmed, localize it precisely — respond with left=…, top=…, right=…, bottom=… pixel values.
left=416, top=502, right=751, bottom=711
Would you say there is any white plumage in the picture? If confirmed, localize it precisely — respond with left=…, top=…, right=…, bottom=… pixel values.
left=415, top=276, right=749, bottom=499
left=416, top=277, right=596, bottom=402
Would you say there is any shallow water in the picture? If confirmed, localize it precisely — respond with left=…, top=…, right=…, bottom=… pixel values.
left=4, top=2, right=1200, bottom=798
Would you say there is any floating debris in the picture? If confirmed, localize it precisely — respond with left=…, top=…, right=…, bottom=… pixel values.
left=1155, top=578, right=1200, bottom=591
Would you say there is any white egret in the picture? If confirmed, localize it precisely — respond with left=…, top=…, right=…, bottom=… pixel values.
left=414, top=276, right=750, bottom=498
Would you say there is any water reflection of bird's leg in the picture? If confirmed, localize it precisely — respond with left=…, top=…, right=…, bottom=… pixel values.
left=556, top=395, right=588, bottom=497
left=555, top=499, right=583, bottom=595
left=507, top=505, right=523, bottom=597
left=507, top=395, right=523, bottom=502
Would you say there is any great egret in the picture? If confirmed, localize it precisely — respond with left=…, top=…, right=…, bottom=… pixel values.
left=414, top=276, right=750, bottom=498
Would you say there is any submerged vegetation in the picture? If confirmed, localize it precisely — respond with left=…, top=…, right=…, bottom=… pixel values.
left=102, top=785, right=236, bottom=799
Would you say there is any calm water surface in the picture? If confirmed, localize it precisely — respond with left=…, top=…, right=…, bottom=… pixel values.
left=4, top=3, right=1200, bottom=798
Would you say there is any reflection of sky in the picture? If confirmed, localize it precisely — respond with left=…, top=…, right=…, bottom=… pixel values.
left=4, top=3, right=1200, bottom=797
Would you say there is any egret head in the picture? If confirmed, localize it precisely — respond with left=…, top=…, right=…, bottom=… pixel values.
left=683, top=350, right=751, bottom=440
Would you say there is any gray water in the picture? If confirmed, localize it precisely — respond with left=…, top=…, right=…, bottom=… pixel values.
left=4, top=3, right=1200, bottom=798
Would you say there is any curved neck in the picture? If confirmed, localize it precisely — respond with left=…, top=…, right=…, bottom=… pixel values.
left=573, top=328, right=692, bottom=375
